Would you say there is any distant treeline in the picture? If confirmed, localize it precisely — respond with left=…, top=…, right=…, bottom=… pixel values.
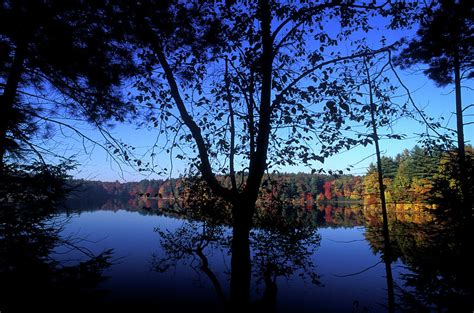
left=69, top=146, right=472, bottom=205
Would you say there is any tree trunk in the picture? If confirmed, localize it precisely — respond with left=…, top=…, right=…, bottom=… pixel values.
left=453, top=54, right=471, bottom=213
left=365, top=59, right=395, bottom=311
left=0, top=41, right=27, bottom=174
left=364, top=59, right=391, bottom=254
left=229, top=201, right=253, bottom=311
left=383, top=234, right=395, bottom=313
left=245, top=0, right=273, bottom=203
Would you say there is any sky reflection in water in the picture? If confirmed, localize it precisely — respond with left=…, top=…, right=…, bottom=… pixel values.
left=55, top=208, right=408, bottom=312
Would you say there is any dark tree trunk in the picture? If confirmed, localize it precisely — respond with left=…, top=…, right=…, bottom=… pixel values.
left=364, top=59, right=391, bottom=255
left=245, top=0, right=273, bottom=204
left=365, top=59, right=395, bottom=312
left=453, top=54, right=471, bottom=213
left=229, top=201, right=253, bottom=311
left=0, top=41, right=27, bottom=174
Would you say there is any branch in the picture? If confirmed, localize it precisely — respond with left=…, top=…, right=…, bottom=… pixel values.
left=334, top=260, right=383, bottom=278
left=195, top=248, right=227, bottom=303
left=227, top=60, right=256, bottom=158
left=274, top=44, right=399, bottom=107
left=387, top=50, right=445, bottom=139
left=16, top=133, right=47, bottom=166
left=226, top=59, right=237, bottom=191
left=29, top=112, right=126, bottom=177
left=272, top=1, right=390, bottom=53
left=155, top=46, right=232, bottom=200
left=462, top=104, right=474, bottom=112
left=272, top=1, right=389, bottom=41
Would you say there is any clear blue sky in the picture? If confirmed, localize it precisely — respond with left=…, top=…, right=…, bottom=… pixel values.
left=57, top=15, right=473, bottom=182
left=67, top=73, right=472, bottom=182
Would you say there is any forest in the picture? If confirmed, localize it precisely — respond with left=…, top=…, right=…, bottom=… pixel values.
left=70, top=145, right=473, bottom=206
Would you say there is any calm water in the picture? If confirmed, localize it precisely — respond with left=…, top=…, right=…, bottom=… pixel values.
left=1, top=201, right=471, bottom=312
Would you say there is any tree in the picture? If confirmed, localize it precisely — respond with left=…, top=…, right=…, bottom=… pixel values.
left=392, top=156, right=413, bottom=202
left=397, top=0, right=473, bottom=210
left=381, top=156, right=399, bottom=179
left=124, top=0, right=417, bottom=225
left=118, top=3, right=417, bottom=309
left=0, top=0, right=137, bottom=174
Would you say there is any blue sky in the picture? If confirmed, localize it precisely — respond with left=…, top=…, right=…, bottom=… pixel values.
left=57, top=14, right=473, bottom=182
left=67, top=71, right=472, bottom=182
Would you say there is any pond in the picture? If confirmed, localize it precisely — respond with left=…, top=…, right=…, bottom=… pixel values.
left=0, top=200, right=470, bottom=312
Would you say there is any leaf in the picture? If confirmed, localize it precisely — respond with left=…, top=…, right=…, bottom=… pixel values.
left=339, top=101, right=349, bottom=112
left=326, top=100, right=337, bottom=114
left=315, top=156, right=324, bottom=163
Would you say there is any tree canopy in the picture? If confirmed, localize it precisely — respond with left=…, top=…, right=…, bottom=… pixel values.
left=0, top=0, right=137, bottom=171
left=397, top=0, right=473, bottom=86
left=123, top=0, right=417, bottom=215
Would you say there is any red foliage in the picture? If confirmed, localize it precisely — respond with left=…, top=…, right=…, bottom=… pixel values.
left=324, top=205, right=333, bottom=223
left=324, top=181, right=333, bottom=200
left=146, top=185, right=154, bottom=195
left=318, top=193, right=325, bottom=201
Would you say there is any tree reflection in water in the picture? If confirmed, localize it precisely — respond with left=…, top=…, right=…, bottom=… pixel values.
left=6, top=170, right=469, bottom=313
left=0, top=165, right=114, bottom=312
left=152, top=207, right=321, bottom=312
left=365, top=207, right=472, bottom=312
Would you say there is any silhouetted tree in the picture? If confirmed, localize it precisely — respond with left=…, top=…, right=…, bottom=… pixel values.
left=397, top=0, right=473, bottom=210
left=153, top=217, right=320, bottom=312
left=126, top=0, right=418, bottom=229
left=0, top=0, right=137, bottom=173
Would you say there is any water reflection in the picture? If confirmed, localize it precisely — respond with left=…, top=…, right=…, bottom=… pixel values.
left=0, top=196, right=113, bottom=311
left=2, top=195, right=471, bottom=312
left=153, top=218, right=320, bottom=312
left=365, top=208, right=472, bottom=312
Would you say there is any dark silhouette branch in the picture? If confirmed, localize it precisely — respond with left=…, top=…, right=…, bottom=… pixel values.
left=272, top=1, right=390, bottom=46
left=387, top=50, right=446, bottom=140
left=226, top=58, right=237, bottom=191
left=155, top=46, right=232, bottom=200
left=334, top=260, right=383, bottom=277
left=29, top=113, right=127, bottom=177
left=195, top=248, right=227, bottom=304
left=274, top=44, right=399, bottom=108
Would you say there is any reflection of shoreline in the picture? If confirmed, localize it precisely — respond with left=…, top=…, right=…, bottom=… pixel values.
left=64, top=198, right=435, bottom=229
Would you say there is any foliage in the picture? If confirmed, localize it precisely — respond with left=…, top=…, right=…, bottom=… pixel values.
left=362, top=146, right=459, bottom=204
left=0, top=0, right=137, bottom=168
left=1, top=161, right=75, bottom=209
left=429, top=146, right=474, bottom=211
left=121, top=0, right=418, bottom=208
left=365, top=215, right=472, bottom=312
left=397, top=0, right=473, bottom=86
